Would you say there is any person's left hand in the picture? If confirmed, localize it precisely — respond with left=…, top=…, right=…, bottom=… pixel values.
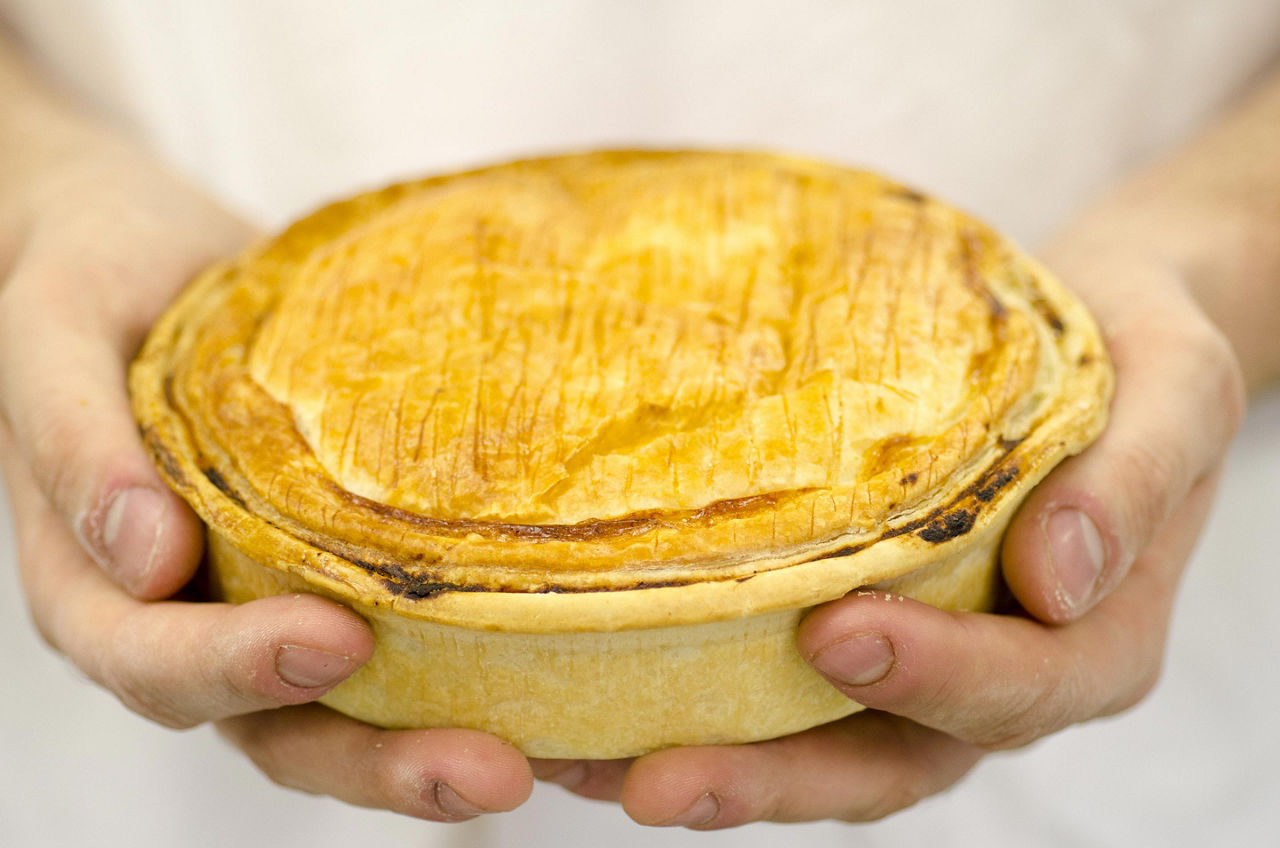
left=0, top=135, right=535, bottom=822
left=529, top=247, right=1245, bottom=828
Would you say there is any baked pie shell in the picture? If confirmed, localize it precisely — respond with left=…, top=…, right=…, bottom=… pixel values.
left=131, top=151, right=1112, bottom=758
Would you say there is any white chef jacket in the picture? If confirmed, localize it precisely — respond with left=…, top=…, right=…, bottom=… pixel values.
left=1, top=2, right=1278, bottom=846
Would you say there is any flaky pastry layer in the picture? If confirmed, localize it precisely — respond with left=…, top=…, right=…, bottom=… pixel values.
left=132, top=150, right=1111, bottom=630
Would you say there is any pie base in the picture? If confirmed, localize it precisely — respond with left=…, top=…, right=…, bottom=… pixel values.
left=208, top=511, right=1005, bottom=759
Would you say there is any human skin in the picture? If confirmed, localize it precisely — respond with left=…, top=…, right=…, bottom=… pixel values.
left=0, top=34, right=532, bottom=822
left=2, top=28, right=1277, bottom=827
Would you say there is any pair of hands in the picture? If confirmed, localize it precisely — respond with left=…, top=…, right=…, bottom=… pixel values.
left=0, top=139, right=1245, bottom=828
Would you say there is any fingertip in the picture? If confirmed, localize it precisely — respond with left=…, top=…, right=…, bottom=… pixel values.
left=218, top=709, right=533, bottom=821
left=797, top=591, right=958, bottom=710
left=220, top=612, right=529, bottom=819
left=620, top=749, right=735, bottom=828
left=411, top=730, right=534, bottom=817
left=201, top=594, right=375, bottom=710
left=245, top=592, right=376, bottom=668
left=797, top=590, right=913, bottom=676
left=1002, top=483, right=1125, bottom=624
left=280, top=592, right=377, bottom=658
left=81, top=481, right=205, bottom=600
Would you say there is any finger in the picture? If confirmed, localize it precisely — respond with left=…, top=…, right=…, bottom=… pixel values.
left=218, top=706, right=533, bottom=822
left=618, top=714, right=980, bottom=828
left=0, top=183, right=252, bottom=599
left=801, top=475, right=1216, bottom=751
left=1002, top=265, right=1244, bottom=622
left=0, top=244, right=216, bottom=598
left=92, top=593, right=374, bottom=729
left=530, top=757, right=632, bottom=802
left=4, top=438, right=374, bottom=728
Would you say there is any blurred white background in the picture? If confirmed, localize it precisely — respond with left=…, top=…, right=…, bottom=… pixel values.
left=2, top=2, right=1279, bottom=845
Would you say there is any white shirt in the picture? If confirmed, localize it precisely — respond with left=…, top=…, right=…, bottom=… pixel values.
left=1, top=2, right=1278, bottom=846
left=8, top=0, right=1280, bottom=245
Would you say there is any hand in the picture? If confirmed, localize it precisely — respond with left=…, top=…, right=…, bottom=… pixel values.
left=532, top=251, right=1245, bottom=828
left=0, top=137, right=532, bottom=821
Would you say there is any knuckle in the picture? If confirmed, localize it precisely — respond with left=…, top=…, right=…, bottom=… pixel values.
left=208, top=620, right=267, bottom=701
left=98, top=614, right=199, bottom=730
left=25, top=408, right=90, bottom=516
left=206, top=609, right=290, bottom=709
left=102, top=662, right=197, bottom=730
left=972, top=672, right=1085, bottom=751
left=1109, top=436, right=1185, bottom=543
left=216, top=659, right=268, bottom=707
left=827, top=717, right=943, bottom=823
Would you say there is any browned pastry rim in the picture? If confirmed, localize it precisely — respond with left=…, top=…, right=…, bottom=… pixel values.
left=131, top=149, right=1112, bottom=633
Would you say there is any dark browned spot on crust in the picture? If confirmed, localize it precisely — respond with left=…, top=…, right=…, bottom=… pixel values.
left=356, top=561, right=488, bottom=599
left=361, top=557, right=701, bottom=597
left=817, top=443, right=1026, bottom=555
left=974, top=465, right=1019, bottom=502
left=142, top=427, right=188, bottom=488
left=917, top=508, right=976, bottom=543
left=529, top=578, right=693, bottom=593
left=811, top=544, right=867, bottom=561
left=900, top=472, right=918, bottom=486
left=1078, top=353, right=1094, bottom=367
left=396, top=579, right=481, bottom=600
left=889, top=186, right=927, bottom=203
left=1031, top=295, right=1065, bottom=336
left=202, top=467, right=247, bottom=509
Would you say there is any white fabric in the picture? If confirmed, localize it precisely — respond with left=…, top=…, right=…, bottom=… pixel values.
left=1, top=2, right=1278, bottom=845
left=7, top=0, right=1280, bottom=245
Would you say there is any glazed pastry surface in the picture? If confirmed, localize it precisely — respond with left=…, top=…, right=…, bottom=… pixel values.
left=133, top=151, right=1111, bottom=614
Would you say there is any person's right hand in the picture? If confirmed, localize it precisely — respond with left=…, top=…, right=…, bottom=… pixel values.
left=0, top=134, right=533, bottom=821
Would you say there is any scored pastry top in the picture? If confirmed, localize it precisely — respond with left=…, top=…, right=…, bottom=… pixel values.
left=132, top=150, right=1111, bottom=607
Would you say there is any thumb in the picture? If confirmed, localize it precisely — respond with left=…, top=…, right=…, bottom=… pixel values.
left=1002, top=263, right=1244, bottom=623
left=0, top=207, right=249, bottom=598
left=0, top=294, right=198, bottom=598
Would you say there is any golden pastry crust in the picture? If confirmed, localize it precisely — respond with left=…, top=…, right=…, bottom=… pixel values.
left=131, top=151, right=1111, bottom=755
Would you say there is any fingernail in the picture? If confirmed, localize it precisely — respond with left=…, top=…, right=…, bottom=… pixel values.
left=1045, top=508, right=1106, bottom=611
left=810, top=633, right=895, bottom=687
left=664, top=792, right=720, bottom=828
left=101, top=487, right=167, bottom=590
left=432, top=781, right=487, bottom=819
left=275, top=645, right=359, bottom=689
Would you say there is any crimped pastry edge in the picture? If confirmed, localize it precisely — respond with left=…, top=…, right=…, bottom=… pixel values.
left=130, top=150, right=1113, bottom=635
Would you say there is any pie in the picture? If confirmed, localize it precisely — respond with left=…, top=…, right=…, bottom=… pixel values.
left=130, top=150, right=1112, bottom=758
